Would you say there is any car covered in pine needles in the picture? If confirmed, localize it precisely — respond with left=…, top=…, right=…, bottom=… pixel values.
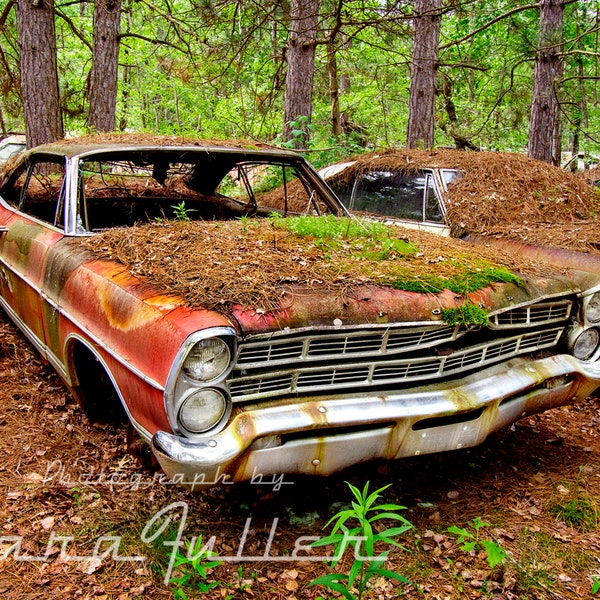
left=1, top=134, right=600, bottom=487
left=321, top=148, right=600, bottom=251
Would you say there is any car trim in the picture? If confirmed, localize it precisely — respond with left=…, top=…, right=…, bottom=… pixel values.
left=164, top=327, right=238, bottom=435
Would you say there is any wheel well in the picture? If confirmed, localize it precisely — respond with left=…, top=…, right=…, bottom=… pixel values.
left=69, top=341, right=128, bottom=424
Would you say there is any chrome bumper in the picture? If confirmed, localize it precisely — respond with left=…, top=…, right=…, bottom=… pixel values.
left=151, top=355, right=600, bottom=487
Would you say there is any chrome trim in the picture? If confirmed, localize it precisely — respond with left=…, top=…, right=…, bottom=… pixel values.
left=489, top=299, right=572, bottom=329
left=164, top=327, right=238, bottom=435
left=235, top=323, right=463, bottom=368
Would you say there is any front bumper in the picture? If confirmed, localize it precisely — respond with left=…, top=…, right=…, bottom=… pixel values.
left=152, top=354, right=600, bottom=487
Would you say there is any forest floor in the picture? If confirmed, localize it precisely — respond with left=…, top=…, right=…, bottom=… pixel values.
left=1, top=310, right=600, bottom=600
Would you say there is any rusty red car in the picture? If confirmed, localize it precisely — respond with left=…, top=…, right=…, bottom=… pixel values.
left=1, top=136, right=600, bottom=487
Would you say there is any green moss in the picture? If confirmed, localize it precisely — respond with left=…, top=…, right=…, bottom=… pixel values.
left=392, top=267, right=522, bottom=296
left=441, top=303, right=489, bottom=327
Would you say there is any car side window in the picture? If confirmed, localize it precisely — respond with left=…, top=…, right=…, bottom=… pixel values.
left=5, top=157, right=67, bottom=227
left=219, top=162, right=330, bottom=216
left=350, top=170, right=444, bottom=223
left=424, top=175, right=444, bottom=222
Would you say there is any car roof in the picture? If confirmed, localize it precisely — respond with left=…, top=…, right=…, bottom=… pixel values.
left=23, top=134, right=300, bottom=161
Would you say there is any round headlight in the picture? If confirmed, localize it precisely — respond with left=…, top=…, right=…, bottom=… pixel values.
left=178, top=389, right=228, bottom=433
left=586, top=293, right=600, bottom=324
left=183, top=338, right=231, bottom=382
left=573, top=328, right=600, bottom=361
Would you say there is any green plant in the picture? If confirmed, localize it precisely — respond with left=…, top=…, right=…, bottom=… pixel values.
left=447, top=516, right=507, bottom=569
left=592, top=575, right=600, bottom=594
left=441, top=302, right=489, bottom=326
left=171, top=201, right=197, bottom=222
left=168, top=535, right=222, bottom=599
left=281, top=115, right=314, bottom=149
left=309, top=481, right=413, bottom=600
left=270, top=214, right=417, bottom=258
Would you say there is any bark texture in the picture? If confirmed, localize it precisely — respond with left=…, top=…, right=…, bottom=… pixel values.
left=16, top=0, right=63, bottom=147
left=282, top=0, right=320, bottom=148
left=406, top=0, right=442, bottom=149
left=88, top=0, right=122, bottom=132
left=527, top=0, right=565, bottom=165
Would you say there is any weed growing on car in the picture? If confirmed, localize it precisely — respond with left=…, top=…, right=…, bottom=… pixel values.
left=392, top=266, right=521, bottom=295
left=271, top=213, right=418, bottom=257
left=309, top=481, right=413, bottom=600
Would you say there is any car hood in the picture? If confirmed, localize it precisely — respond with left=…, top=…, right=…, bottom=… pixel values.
left=229, top=275, right=580, bottom=335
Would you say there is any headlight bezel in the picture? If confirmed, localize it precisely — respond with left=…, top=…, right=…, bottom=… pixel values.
left=177, top=388, right=231, bottom=434
left=585, top=291, right=600, bottom=324
left=182, top=337, right=232, bottom=383
left=572, top=327, right=600, bottom=361
left=164, top=327, right=237, bottom=438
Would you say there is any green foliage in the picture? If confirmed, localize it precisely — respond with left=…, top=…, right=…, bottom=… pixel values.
left=441, top=303, right=489, bottom=327
left=169, top=535, right=223, bottom=599
left=3, top=0, right=600, bottom=153
left=171, top=201, right=196, bottom=222
left=592, top=576, right=600, bottom=594
left=550, top=497, right=598, bottom=532
left=447, top=516, right=507, bottom=569
left=270, top=214, right=418, bottom=258
left=309, top=481, right=413, bottom=600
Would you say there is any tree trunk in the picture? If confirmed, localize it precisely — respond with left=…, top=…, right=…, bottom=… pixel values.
left=282, top=0, right=320, bottom=149
left=406, top=0, right=442, bottom=149
left=527, top=0, right=564, bottom=165
left=16, top=0, right=63, bottom=147
left=327, top=40, right=341, bottom=137
left=88, top=0, right=122, bottom=132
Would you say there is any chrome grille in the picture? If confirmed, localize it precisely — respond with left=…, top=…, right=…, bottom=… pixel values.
left=490, top=299, right=572, bottom=328
left=236, top=324, right=460, bottom=368
left=229, top=327, right=564, bottom=402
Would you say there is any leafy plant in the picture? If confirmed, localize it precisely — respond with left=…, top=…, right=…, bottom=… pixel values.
left=171, top=201, right=197, bottom=222
left=447, top=516, right=507, bottom=569
left=169, top=535, right=222, bottom=599
left=270, top=214, right=417, bottom=258
left=309, top=481, right=413, bottom=600
left=592, top=575, right=600, bottom=594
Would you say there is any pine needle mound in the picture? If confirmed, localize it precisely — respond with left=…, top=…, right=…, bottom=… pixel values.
left=81, top=218, right=551, bottom=312
left=327, top=149, right=600, bottom=251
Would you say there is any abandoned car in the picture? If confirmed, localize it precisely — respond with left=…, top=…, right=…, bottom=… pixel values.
left=1, top=136, right=600, bottom=486
left=320, top=149, right=600, bottom=245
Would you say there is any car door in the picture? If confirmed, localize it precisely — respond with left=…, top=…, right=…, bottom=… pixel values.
left=0, top=153, right=68, bottom=359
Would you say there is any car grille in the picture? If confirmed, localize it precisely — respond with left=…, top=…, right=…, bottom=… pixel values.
left=229, top=298, right=572, bottom=403
left=490, top=299, right=572, bottom=328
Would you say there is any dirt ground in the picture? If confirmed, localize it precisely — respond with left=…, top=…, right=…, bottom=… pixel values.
left=1, top=309, right=600, bottom=600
